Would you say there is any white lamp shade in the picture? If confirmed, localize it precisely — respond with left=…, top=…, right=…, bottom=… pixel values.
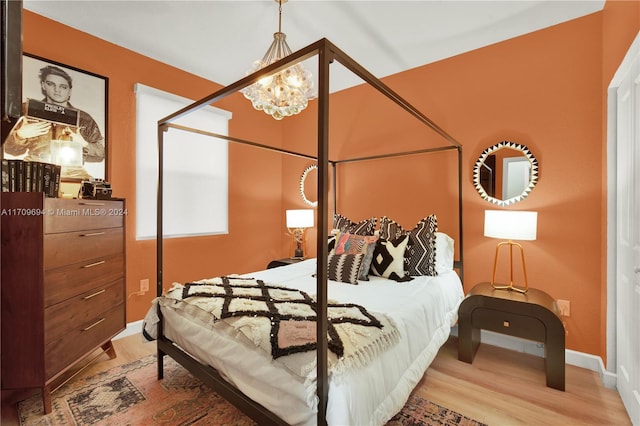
left=50, top=139, right=83, bottom=167
left=484, top=210, right=537, bottom=241
left=286, top=209, right=314, bottom=228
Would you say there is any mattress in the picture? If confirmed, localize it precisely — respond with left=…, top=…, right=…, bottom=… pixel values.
left=152, top=258, right=464, bottom=426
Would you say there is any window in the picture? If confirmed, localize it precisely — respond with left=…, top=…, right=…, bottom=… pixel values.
left=135, top=83, right=232, bottom=239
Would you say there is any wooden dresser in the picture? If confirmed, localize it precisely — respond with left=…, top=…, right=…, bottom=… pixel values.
left=1, top=192, right=126, bottom=413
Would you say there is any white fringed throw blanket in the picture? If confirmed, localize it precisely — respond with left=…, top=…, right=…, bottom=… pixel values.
left=147, top=276, right=400, bottom=381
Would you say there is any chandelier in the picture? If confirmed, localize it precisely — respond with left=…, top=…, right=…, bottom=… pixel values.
left=241, top=0, right=315, bottom=120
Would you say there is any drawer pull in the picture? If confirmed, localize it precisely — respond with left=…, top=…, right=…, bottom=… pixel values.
left=82, top=318, right=106, bottom=331
left=79, top=202, right=105, bottom=206
left=83, top=260, right=106, bottom=268
left=80, top=232, right=105, bottom=237
left=503, top=321, right=510, bottom=328
left=83, top=289, right=106, bottom=300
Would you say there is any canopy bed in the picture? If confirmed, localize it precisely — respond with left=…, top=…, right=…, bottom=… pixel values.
left=151, top=38, right=464, bottom=425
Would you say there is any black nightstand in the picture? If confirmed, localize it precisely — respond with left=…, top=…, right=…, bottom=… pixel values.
left=458, top=282, right=566, bottom=391
left=266, top=257, right=305, bottom=269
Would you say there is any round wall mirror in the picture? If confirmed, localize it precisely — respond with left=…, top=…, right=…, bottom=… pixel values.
left=473, top=141, right=539, bottom=206
left=300, top=164, right=318, bottom=207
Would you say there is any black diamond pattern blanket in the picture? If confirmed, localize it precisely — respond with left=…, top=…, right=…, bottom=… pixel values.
left=144, top=276, right=400, bottom=381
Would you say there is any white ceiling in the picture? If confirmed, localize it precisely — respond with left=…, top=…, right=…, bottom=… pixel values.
left=23, top=0, right=605, bottom=92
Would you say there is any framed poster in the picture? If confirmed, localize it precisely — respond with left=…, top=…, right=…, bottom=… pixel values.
left=3, top=53, right=108, bottom=181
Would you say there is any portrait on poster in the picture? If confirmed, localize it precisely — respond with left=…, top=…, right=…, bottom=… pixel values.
left=3, top=53, right=108, bottom=181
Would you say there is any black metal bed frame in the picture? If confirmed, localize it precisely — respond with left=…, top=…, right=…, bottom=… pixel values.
left=156, top=38, right=462, bottom=426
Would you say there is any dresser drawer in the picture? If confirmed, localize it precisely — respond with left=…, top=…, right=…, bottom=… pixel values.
left=44, top=227, right=123, bottom=270
left=44, top=253, right=124, bottom=307
left=471, top=307, right=546, bottom=342
left=45, top=280, right=124, bottom=344
left=45, top=303, right=125, bottom=379
left=44, top=199, right=125, bottom=233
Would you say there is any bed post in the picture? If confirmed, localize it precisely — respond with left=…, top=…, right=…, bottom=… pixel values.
left=156, top=124, right=167, bottom=378
left=457, top=146, right=464, bottom=283
left=316, top=39, right=331, bottom=426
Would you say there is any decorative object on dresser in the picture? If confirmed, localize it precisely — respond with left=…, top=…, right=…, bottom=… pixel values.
left=1, top=159, right=62, bottom=196
left=458, top=282, right=565, bottom=391
left=286, top=208, right=314, bottom=259
left=1, top=192, right=126, bottom=414
left=484, top=209, right=537, bottom=293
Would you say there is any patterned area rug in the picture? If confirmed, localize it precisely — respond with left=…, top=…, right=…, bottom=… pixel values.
left=17, top=354, right=486, bottom=426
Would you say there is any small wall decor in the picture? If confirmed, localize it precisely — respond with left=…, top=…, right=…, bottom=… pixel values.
left=3, top=53, right=108, bottom=182
left=299, top=164, right=318, bottom=207
left=473, top=141, right=538, bottom=206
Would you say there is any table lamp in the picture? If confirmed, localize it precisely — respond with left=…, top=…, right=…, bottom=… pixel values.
left=484, top=210, right=537, bottom=293
left=50, top=139, right=83, bottom=167
left=286, top=209, right=314, bottom=259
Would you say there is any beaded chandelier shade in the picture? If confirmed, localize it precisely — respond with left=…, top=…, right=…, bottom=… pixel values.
left=241, top=0, right=315, bottom=120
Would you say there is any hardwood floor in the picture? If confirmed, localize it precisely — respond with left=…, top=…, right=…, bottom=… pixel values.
left=1, top=334, right=631, bottom=425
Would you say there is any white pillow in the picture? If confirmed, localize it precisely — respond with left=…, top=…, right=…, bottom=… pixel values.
left=435, top=232, right=455, bottom=274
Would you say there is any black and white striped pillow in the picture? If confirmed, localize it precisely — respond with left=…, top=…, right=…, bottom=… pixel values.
left=333, top=214, right=377, bottom=236
left=327, top=253, right=365, bottom=285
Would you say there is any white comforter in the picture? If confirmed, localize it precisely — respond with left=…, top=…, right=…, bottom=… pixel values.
left=148, top=259, right=463, bottom=426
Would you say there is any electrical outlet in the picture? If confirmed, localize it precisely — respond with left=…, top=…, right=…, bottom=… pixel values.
left=140, top=278, right=149, bottom=292
left=557, top=299, right=570, bottom=317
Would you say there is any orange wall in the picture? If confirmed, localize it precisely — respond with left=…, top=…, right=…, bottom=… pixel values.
left=21, top=1, right=639, bottom=358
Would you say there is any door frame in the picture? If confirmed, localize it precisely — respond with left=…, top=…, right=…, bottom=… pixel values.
left=606, top=31, right=640, bottom=386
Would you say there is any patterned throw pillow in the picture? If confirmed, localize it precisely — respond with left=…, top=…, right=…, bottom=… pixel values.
left=369, top=235, right=412, bottom=282
left=333, top=214, right=377, bottom=236
left=334, top=233, right=378, bottom=281
left=379, top=215, right=438, bottom=276
left=327, top=253, right=366, bottom=285
left=328, top=234, right=338, bottom=253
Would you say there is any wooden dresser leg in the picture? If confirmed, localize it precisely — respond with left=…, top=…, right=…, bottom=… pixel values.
left=102, top=340, right=117, bottom=359
left=42, top=386, right=52, bottom=414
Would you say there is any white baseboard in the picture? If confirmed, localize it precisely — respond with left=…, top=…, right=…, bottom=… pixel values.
left=450, top=325, right=617, bottom=389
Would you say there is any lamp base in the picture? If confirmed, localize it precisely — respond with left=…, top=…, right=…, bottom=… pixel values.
left=491, top=240, right=530, bottom=294
left=491, top=282, right=528, bottom=294
left=293, top=247, right=304, bottom=259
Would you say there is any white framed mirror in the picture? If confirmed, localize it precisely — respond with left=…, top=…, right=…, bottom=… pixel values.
left=473, top=141, right=539, bottom=206
left=299, top=164, right=318, bottom=207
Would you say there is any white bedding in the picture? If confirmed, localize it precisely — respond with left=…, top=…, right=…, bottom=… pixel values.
left=152, top=258, right=463, bottom=426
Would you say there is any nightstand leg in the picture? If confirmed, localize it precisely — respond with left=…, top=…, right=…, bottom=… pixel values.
left=458, top=305, right=480, bottom=363
left=545, top=326, right=566, bottom=391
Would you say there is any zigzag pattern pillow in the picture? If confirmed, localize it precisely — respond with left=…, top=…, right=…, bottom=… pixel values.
left=380, top=215, right=438, bottom=276
left=369, top=235, right=412, bottom=282
left=327, top=253, right=365, bottom=285
left=333, top=214, right=377, bottom=236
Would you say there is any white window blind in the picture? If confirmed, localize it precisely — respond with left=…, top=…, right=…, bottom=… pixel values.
left=135, top=83, right=231, bottom=240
